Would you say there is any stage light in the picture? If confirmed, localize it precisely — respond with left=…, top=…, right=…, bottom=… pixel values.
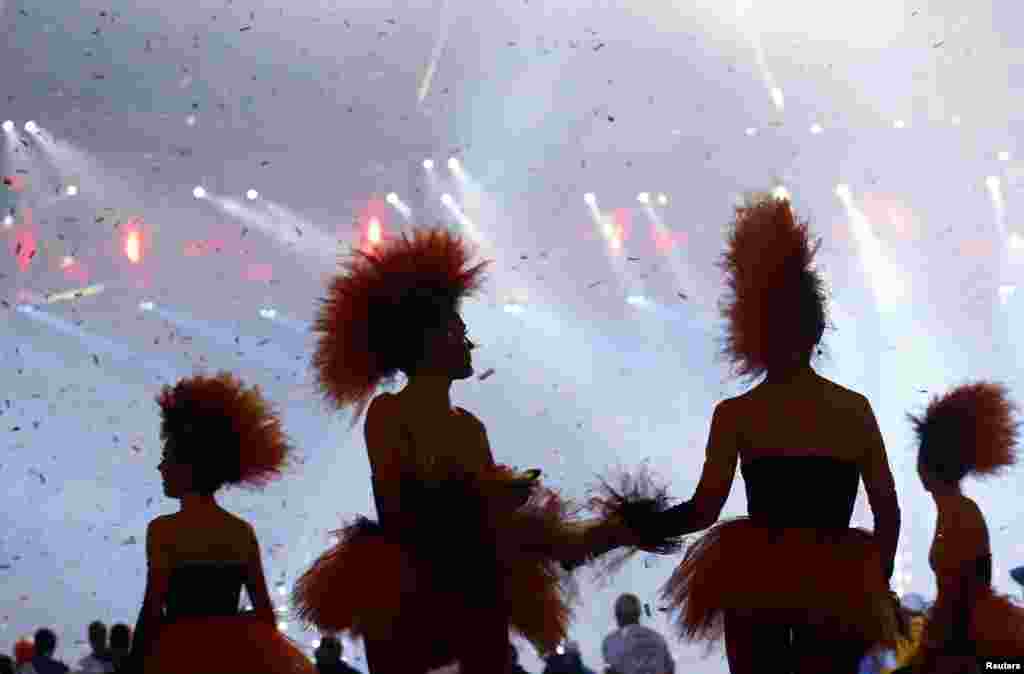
left=24, top=121, right=38, bottom=133
left=894, top=120, right=906, bottom=129
left=65, top=185, right=78, bottom=196
left=246, top=189, right=259, bottom=200
left=745, top=127, right=757, bottom=136
left=770, top=87, right=784, bottom=109
left=185, top=114, right=197, bottom=127
left=657, top=193, right=668, bottom=205
left=124, top=230, right=142, bottom=264
left=447, top=157, right=460, bottom=171
left=2, top=215, right=13, bottom=227
left=423, top=159, right=434, bottom=169
left=193, top=186, right=206, bottom=199
left=440, top=193, right=454, bottom=206
left=986, top=176, right=1001, bottom=190
left=139, top=301, right=155, bottom=311
left=259, top=308, right=277, bottom=319
left=999, top=151, right=1012, bottom=162
left=637, top=192, right=650, bottom=204
left=367, top=216, right=382, bottom=245
left=810, top=123, right=823, bottom=134
left=583, top=193, right=596, bottom=206
left=385, top=192, right=399, bottom=205
left=1, top=121, right=13, bottom=132
left=772, top=186, right=791, bottom=201
left=835, top=184, right=851, bottom=200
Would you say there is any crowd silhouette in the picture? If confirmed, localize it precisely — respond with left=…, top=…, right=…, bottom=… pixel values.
left=7, top=195, right=1024, bottom=674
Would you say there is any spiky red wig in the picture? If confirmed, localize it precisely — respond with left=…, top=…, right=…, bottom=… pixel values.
left=313, top=228, right=490, bottom=423
left=156, top=371, right=294, bottom=492
left=908, top=381, right=1020, bottom=483
left=717, top=196, right=828, bottom=380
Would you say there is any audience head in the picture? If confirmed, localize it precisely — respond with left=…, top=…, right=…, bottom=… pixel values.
left=0, top=654, right=13, bottom=674
left=33, top=628, right=56, bottom=658
left=614, top=593, right=642, bottom=627
left=13, top=639, right=34, bottom=665
left=109, top=623, right=132, bottom=654
left=315, top=635, right=342, bottom=665
left=87, top=621, right=108, bottom=654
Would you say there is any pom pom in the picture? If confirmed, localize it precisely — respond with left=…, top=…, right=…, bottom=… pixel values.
left=156, top=371, right=295, bottom=490
left=717, top=195, right=828, bottom=380
left=908, top=381, right=1021, bottom=479
left=578, top=462, right=687, bottom=581
left=313, top=228, right=489, bottom=424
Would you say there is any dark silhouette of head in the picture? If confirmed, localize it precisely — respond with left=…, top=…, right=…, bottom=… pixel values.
left=0, top=654, right=13, bottom=674
left=614, top=593, right=642, bottom=628
left=33, top=628, right=57, bottom=658
left=315, top=635, right=342, bottom=665
left=87, top=621, right=107, bottom=656
left=109, top=623, right=132, bottom=658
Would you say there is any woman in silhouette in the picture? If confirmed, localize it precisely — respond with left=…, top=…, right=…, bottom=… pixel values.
left=620, top=196, right=902, bottom=673
left=127, top=372, right=313, bottom=674
left=900, top=382, right=1024, bottom=672
left=292, top=227, right=637, bottom=674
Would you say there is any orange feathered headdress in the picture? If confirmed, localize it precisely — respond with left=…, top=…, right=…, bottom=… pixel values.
left=717, top=195, right=829, bottom=380
left=908, top=381, right=1020, bottom=480
left=156, top=371, right=295, bottom=490
left=313, top=227, right=490, bottom=424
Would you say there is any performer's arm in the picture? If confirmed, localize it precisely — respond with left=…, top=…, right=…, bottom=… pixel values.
left=365, top=394, right=409, bottom=529
left=659, top=401, right=738, bottom=536
left=243, top=524, right=276, bottom=626
left=859, top=395, right=901, bottom=581
left=127, top=520, right=170, bottom=670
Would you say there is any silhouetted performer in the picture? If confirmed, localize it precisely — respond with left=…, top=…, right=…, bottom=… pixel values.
left=902, top=382, right=1024, bottom=672
left=622, top=196, right=902, bottom=673
left=126, top=372, right=313, bottom=674
left=291, top=228, right=636, bottom=674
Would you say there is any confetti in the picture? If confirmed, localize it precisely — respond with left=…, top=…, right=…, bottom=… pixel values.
left=478, top=368, right=496, bottom=381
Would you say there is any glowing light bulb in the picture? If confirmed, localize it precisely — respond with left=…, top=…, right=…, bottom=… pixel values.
left=810, top=123, right=823, bottom=134
left=422, top=159, right=434, bottom=169
left=998, top=151, right=1012, bottom=162
left=657, top=193, right=668, bottom=205
left=1, top=121, right=13, bottom=132
left=894, top=120, right=906, bottom=129
left=24, top=121, right=38, bottom=133
left=65, top=185, right=78, bottom=196
left=637, top=192, right=650, bottom=204
left=385, top=192, right=399, bottom=205
left=246, top=189, right=259, bottom=200
left=440, top=193, right=454, bottom=206
left=986, top=176, right=1001, bottom=190
left=745, top=127, right=757, bottom=136
left=583, top=193, right=596, bottom=206
left=835, top=184, right=851, bottom=201
left=193, top=186, right=206, bottom=199
left=447, top=157, right=460, bottom=171
left=185, top=114, right=197, bottom=127
left=772, top=186, right=791, bottom=201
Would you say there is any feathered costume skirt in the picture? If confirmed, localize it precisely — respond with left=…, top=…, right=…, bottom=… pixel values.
left=292, top=466, right=582, bottom=661
left=661, top=517, right=900, bottom=649
left=144, top=614, right=315, bottom=674
left=907, top=590, right=1024, bottom=666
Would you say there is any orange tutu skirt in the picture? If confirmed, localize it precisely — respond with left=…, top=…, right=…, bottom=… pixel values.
left=662, top=518, right=899, bottom=648
left=144, top=614, right=315, bottom=674
left=910, top=590, right=1024, bottom=664
left=293, top=468, right=582, bottom=656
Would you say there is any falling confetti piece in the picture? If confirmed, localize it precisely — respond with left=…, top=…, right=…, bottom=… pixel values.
left=587, top=280, right=604, bottom=289
left=478, top=368, right=496, bottom=381
left=92, top=354, right=100, bottom=366
left=240, top=25, right=252, bottom=31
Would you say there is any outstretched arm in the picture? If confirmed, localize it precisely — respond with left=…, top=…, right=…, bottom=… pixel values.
left=243, top=524, right=276, bottom=626
left=658, top=400, right=739, bottom=537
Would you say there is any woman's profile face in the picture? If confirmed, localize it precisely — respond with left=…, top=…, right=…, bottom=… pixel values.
left=418, top=314, right=475, bottom=380
left=158, top=440, right=194, bottom=498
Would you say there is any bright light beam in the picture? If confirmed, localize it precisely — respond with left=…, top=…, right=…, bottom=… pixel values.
left=418, top=0, right=454, bottom=104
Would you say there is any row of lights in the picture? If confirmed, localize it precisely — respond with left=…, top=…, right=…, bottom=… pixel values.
left=583, top=192, right=669, bottom=206
left=421, top=157, right=460, bottom=170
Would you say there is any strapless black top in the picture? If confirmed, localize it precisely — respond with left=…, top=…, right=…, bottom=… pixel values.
left=741, top=456, right=859, bottom=529
left=163, top=563, right=246, bottom=621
